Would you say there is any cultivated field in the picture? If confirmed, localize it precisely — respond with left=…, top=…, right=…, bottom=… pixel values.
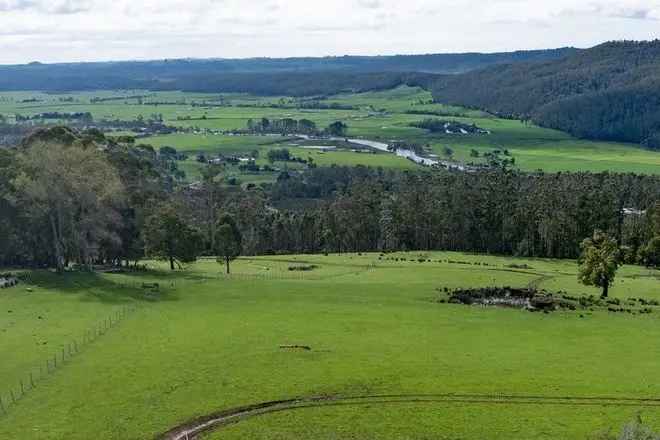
left=1, top=252, right=660, bottom=439
left=2, top=86, right=659, bottom=181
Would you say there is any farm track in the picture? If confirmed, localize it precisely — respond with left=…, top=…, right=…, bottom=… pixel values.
left=158, top=392, right=660, bottom=440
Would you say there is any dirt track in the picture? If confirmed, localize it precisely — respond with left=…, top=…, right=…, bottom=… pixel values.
left=157, top=393, right=660, bottom=439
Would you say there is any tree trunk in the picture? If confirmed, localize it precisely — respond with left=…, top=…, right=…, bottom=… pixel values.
left=602, top=283, right=609, bottom=299
left=49, top=214, right=65, bottom=273
left=225, top=256, right=230, bottom=274
left=169, top=255, right=175, bottom=271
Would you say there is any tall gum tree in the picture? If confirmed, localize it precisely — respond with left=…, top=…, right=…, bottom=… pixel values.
left=12, top=136, right=124, bottom=272
left=578, top=230, right=621, bottom=298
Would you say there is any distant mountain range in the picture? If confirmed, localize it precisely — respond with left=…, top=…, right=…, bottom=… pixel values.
left=0, top=48, right=576, bottom=92
left=431, top=41, right=660, bottom=148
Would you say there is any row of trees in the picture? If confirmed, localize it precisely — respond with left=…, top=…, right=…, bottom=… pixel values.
left=144, top=205, right=242, bottom=273
left=1, top=127, right=659, bottom=275
left=247, top=118, right=317, bottom=135
left=245, top=118, right=348, bottom=137
left=266, top=167, right=660, bottom=261
left=0, top=128, right=243, bottom=273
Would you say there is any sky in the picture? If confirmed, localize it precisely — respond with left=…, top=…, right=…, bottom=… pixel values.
left=0, top=0, right=659, bottom=64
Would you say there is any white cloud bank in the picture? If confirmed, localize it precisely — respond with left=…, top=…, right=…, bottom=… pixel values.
left=0, top=0, right=659, bottom=63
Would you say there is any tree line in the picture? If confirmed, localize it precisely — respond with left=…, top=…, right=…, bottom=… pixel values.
left=246, top=118, right=348, bottom=137
left=1, top=127, right=659, bottom=272
left=263, top=167, right=660, bottom=264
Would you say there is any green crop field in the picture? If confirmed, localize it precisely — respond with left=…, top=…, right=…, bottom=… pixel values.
left=2, top=86, right=659, bottom=178
left=1, top=252, right=660, bottom=439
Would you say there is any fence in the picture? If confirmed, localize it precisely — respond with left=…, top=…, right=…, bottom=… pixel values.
left=0, top=304, right=140, bottom=418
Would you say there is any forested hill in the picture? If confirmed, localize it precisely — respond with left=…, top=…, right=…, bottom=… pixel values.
left=0, top=48, right=575, bottom=94
left=431, top=41, right=660, bottom=149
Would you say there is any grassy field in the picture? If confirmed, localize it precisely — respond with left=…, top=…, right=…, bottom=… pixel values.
left=2, top=87, right=659, bottom=177
left=1, top=252, right=660, bottom=439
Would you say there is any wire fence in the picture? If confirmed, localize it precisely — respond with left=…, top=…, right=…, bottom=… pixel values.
left=0, top=304, right=140, bottom=418
left=0, top=265, right=370, bottom=416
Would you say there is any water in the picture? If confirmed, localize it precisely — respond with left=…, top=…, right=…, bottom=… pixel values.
left=297, top=135, right=467, bottom=170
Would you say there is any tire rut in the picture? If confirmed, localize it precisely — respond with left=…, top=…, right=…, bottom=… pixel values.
left=157, top=393, right=660, bottom=440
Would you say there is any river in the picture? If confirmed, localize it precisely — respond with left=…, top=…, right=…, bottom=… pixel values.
left=295, top=134, right=466, bottom=170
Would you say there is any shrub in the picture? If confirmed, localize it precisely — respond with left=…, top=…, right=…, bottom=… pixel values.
left=288, top=265, right=318, bottom=272
left=591, top=415, right=660, bottom=439
left=506, top=263, right=533, bottom=269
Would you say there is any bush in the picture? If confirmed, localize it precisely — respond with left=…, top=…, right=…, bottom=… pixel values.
left=288, top=265, right=318, bottom=272
left=639, top=237, right=660, bottom=268
left=591, top=416, right=660, bottom=439
left=267, top=148, right=291, bottom=163
left=506, top=263, right=533, bottom=269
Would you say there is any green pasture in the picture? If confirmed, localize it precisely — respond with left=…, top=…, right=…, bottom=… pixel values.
left=1, top=252, right=659, bottom=439
left=2, top=87, right=660, bottom=175
left=144, top=134, right=288, bottom=154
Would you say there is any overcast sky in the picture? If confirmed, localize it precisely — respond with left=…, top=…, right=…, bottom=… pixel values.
left=0, top=0, right=659, bottom=64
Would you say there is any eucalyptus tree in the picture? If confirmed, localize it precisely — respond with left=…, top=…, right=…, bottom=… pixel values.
left=143, top=203, right=203, bottom=271
left=578, top=230, right=621, bottom=298
left=214, top=215, right=242, bottom=274
left=13, top=134, right=124, bottom=272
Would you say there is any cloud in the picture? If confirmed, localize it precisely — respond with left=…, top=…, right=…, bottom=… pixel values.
left=0, top=0, right=92, bottom=13
left=557, top=1, right=660, bottom=21
left=0, top=0, right=660, bottom=64
left=602, top=7, right=660, bottom=20
left=49, top=0, right=92, bottom=14
left=0, top=0, right=35, bottom=11
left=358, top=0, right=382, bottom=9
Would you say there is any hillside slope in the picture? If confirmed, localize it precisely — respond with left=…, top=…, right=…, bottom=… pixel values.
left=432, top=41, right=660, bottom=148
left=0, top=48, right=575, bottom=93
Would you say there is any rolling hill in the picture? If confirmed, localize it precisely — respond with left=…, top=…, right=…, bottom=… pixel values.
left=0, top=48, right=575, bottom=94
left=431, top=41, right=660, bottom=148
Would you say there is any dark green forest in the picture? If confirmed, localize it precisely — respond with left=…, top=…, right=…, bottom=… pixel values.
left=0, top=48, right=574, bottom=93
left=1, top=128, right=659, bottom=270
left=431, top=41, right=660, bottom=148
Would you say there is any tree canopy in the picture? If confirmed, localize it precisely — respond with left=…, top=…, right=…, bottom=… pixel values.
left=143, top=203, right=203, bottom=270
left=432, top=41, right=660, bottom=148
left=214, top=215, right=242, bottom=274
left=578, top=230, right=621, bottom=298
left=326, top=121, right=348, bottom=137
left=1, top=128, right=659, bottom=273
left=12, top=135, right=124, bottom=272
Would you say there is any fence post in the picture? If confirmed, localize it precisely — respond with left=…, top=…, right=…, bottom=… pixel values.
left=4, top=296, right=141, bottom=414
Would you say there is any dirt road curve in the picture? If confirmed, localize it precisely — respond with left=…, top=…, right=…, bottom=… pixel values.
left=157, top=393, right=660, bottom=439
